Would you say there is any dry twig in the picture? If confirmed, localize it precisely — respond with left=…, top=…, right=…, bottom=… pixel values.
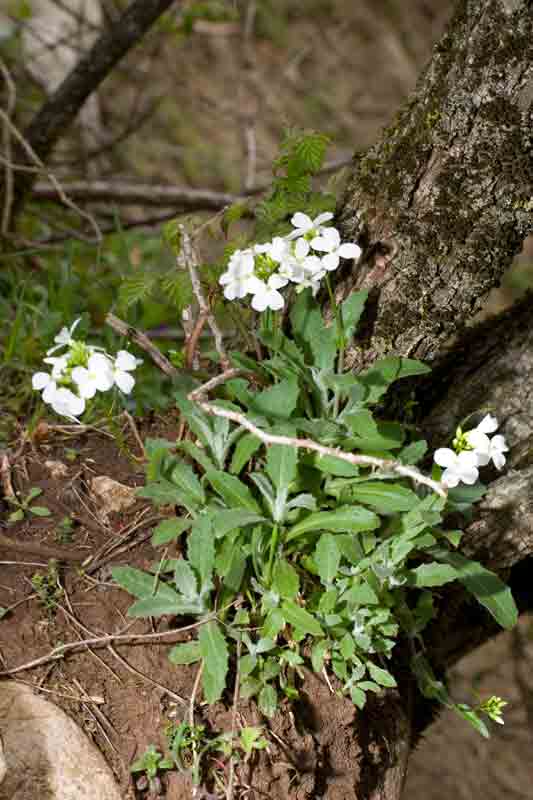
left=105, top=312, right=178, bottom=378
left=195, top=400, right=446, bottom=498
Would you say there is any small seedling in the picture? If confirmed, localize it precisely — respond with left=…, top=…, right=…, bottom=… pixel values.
left=7, top=487, right=51, bottom=523
left=130, top=744, right=174, bottom=791
left=31, top=560, right=63, bottom=612
left=238, top=726, right=268, bottom=760
left=55, top=515, right=75, bottom=544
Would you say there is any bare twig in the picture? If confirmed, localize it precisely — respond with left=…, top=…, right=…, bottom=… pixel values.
left=0, top=611, right=227, bottom=677
left=185, top=310, right=208, bottom=371
left=13, top=0, right=178, bottom=218
left=188, top=369, right=245, bottom=400
left=0, top=108, right=101, bottom=241
left=178, top=224, right=230, bottom=369
left=32, top=179, right=241, bottom=209
left=0, top=451, right=16, bottom=501
left=190, top=662, right=204, bottom=800
left=105, top=312, right=178, bottom=378
left=122, top=409, right=146, bottom=459
left=226, top=637, right=242, bottom=800
left=0, top=57, right=16, bottom=235
left=195, top=400, right=447, bottom=498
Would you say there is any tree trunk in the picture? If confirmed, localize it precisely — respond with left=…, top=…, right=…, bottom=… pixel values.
left=315, top=2, right=533, bottom=796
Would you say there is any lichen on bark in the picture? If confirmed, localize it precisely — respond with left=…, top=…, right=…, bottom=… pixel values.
left=338, top=0, right=533, bottom=368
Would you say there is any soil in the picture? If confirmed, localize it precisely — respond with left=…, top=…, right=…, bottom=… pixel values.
left=1, top=424, right=533, bottom=800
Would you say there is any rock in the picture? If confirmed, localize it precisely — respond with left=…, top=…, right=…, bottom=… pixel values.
left=44, top=460, right=69, bottom=479
left=0, top=681, right=121, bottom=800
left=90, top=476, right=137, bottom=519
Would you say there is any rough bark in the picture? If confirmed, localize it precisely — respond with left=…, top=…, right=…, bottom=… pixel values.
left=327, top=3, right=533, bottom=797
left=338, top=0, right=533, bottom=368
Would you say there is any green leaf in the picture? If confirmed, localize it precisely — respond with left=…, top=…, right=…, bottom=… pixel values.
left=174, top=560, right=198, bottom=599
left=188, top=516, right=215, bottom=588
left=348, top=482, right=419, bottom=514
left=313, top=454, right=359, bottom=477
left=222, top=545, right=247, bottom=592
left=30, top=506, right=52, bottom=517
left=127, top=595, right=192, bottom=618
left=151, top=518, right=192, bottom=546
left=177, top=440, right=216, bottom=473
left=8, top=508, right=24, bottom=523
left=343, top=410, right=405, bottom=450
left=205, top=470, right=261, bottom=513
left=410, top=562, right=459, bottom=587
left=341, top=291, right=368, bottom=341
left=272, top=559, right=300, bottom=599
left=249, top=377, right=299, bottom=419
left=258, top=684, right=278, bottom=718
left=287, top=505, right=380, bottom=541
left=399, top=440, right=428, bottom=465
left=359, top=357, right=430, bottom=404
left=367, top=662, right=397, bottom=688
left=137, top=480, right=198, bottom=511
left=199, top=621, right=229, bottom=703
left=455, top=705, right=490, bottom=738
left=230, top=432, right=262, bottom=474
left=311, top=639, right=330, bottom=672
left=446, top=483, right=487, bottom=512
left=0, top=607, right=8, bottom=620
left=266, top=444, right=298, bottom=494
left=112, top=566, right=180, bottom=602
left=210, top=509, right=266, bottom=538
left=281, top=601, right=324, bottom=637
left=170, top=460, right=205, bottom=506
left=430, top=549, right=518, bottom=629
left=293, top=132, right=329, bottom=173
left=350, top=686, right=367, bottom=709
left=315, top=533, right=341, bottom=585
left=168, top=641, right=201, bottom=665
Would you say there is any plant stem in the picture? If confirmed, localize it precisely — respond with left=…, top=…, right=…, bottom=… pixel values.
left=266, top=524, right=279, bottom=585
left=325, top=274, right=345, bottom=416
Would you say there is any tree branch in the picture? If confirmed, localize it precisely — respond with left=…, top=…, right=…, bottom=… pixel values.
left=9, top=0, right=178, bottom=221
left=339, top=0, right=533, bottom=369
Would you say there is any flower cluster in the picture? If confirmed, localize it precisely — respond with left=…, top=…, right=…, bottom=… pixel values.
left=433, top=414, right=509, bottom=488
left=32, top=319, right=142, bottom=420
left=219, top=212, right=361, bottom=312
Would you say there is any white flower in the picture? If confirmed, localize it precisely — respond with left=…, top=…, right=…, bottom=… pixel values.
left=219, top=249, right=256, bottom=300
left=249, top=274, right=288, bottom=312
left=287, top=211, right=334, bottom=241
left=113, top=350, right=142, bottom=394
left=46, top=318, right=82, bottom=355
left=434, top=448, right=479, bottom=488
left=71, top=352, right=114, bottom=399
left=464, top=415, right=508, bottom=469
left=49, top=387, right=85, bottom=419
left=311, top=227, right=362, bottom=271
left=280, top=252, right=325, bottom=294
left=43, top=354, right=68, bottom=379
left=32, top=372, right=60, bottom=404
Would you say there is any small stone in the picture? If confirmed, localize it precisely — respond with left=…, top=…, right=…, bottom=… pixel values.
left=90, top=476, right=137, bottom=519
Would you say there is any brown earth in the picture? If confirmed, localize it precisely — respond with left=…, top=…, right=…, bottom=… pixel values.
left=1, top=424, right=533, bottom=800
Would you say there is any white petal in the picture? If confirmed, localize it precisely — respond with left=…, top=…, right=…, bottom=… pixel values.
left=338, top=242, right=362, bottom=260
left=69, top=318, right=82, bottom=336
left=115, top=351, right=138, bottom=372
left=492, top=451, right=506, bottom=470
left=477, top=414, right=499, bottom=434
left=42, top=381, right=58, bottom=404
left=441, top=468, right=460, bottom=488
left=314, top=212, right=334, bottom=226
left=490, top=434, right=509, bottom=453
left=268, top=274, right=288, bottom=290
left=465, top=429, right=490, bottom=454
left=115, top=370, right=135, bottom=394
left=52, top=388, right=85, bottom=418
left=32, top=372, right=51, bottom=390
left=434, top=447, right=457, bottom=468
left=246, top=276, right=266, bottom=294
left=251, top=293, right=268, bottom=312
left=310, top=235, right=329, bottom=252
left=459, top=465, right=479, bottom=484
left=322, top=253, right=340, bottom=271
left=291, top=212, right=312, bottom=231
left=266, top=290, right=284, bottom=311
left=71, top=367, right=97, bottom=399
left=294, top=237, right=310, bottom=259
